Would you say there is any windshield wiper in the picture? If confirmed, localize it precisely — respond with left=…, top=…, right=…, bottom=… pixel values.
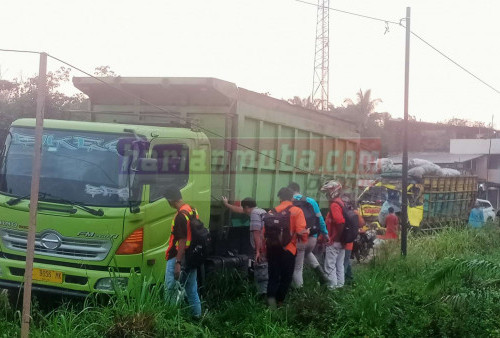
left=6, top=192, right=47, bottom=206
left=42, top=195, right=104, bottom=216
left=6, top=192, right=104, bottom=216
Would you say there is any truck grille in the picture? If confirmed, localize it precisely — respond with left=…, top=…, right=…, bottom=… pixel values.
left=0, top=229, right=112, bottom=261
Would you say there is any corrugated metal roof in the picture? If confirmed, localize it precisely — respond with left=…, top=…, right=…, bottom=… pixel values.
left=388, top=152, right=484, bottom=164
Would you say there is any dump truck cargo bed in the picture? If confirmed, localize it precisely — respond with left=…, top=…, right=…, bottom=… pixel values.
left=72, top=77, right=364, bottom=218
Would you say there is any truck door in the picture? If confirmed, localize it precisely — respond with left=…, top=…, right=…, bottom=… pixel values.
left=139, top=139, right=193, bottom=280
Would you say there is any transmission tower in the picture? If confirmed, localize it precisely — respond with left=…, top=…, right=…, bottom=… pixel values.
left=311, top=0, right=330, bottom=111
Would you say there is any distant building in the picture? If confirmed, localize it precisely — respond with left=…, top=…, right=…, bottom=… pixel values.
left=450, top=139, right=500, bottom=207
left=380, top=119, right=500, bottom=207
left=383, top=119, right=495, bottom=155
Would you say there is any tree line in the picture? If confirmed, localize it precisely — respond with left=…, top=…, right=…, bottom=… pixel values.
left=286, top=90, right=492, bottom=139
left=287, top=89, right=390, bottom=138
left=0, top=68, right=490, bottom=147
left=0, top=66, right=117, bottom=132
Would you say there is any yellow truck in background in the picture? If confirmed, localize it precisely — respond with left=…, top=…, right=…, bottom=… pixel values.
left=358, top=175, right=478, bottom=229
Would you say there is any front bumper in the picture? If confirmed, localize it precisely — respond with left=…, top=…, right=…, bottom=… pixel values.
left=0, top=279, right=89, bottom=297
left=0, top=254, right=140, bottom=295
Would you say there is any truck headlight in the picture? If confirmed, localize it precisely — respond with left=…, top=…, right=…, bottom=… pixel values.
left=95, top=277, right=128, bottom=291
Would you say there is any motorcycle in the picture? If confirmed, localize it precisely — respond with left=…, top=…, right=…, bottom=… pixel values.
left=352, top=230, right=376, bottom=262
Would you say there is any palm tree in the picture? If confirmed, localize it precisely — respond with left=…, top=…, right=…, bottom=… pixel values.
left=287, top=96, right=318, bottom=110
left=344, top=89, right=382, bottom=133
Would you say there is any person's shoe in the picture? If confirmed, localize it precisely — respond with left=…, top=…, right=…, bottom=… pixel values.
left=314, top=266, right=328, bottom=285
left=267, top=297, right=277, bottom=309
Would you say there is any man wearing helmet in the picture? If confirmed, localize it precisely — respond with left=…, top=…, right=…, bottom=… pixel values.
left=321, top=180, right=346, bottom=289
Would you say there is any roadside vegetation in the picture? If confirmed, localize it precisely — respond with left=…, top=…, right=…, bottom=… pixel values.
left=1, top=224, right=500, bottom=337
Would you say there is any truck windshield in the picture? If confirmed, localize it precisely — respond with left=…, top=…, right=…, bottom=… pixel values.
left=358, top=186, right=388, bottom=205
left=0, top=127, right=144, bottom=207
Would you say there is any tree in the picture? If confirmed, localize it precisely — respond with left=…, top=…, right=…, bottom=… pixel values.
left=0, top=67, right=88, bottom=132
left=94, top=65, right=118, bottom=77
left=285, top=90, right=390, bottom=136
left=343, top=89, right=383, bottom=133
left=287, top=96, right=318, bottom=110
left=442, top=117, right=487, bottom=128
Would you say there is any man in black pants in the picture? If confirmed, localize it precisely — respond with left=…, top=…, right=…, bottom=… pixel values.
left=265, top=187, right=307, bottom=307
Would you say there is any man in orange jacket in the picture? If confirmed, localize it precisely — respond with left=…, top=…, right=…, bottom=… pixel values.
left=265, top=187, right=308, bottom=307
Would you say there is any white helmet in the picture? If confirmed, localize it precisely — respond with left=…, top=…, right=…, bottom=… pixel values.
left=321, top=180, right=342, bottom=200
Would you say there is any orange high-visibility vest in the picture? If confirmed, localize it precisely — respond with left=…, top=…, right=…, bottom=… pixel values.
left=165, top=204, right=198, bottom=259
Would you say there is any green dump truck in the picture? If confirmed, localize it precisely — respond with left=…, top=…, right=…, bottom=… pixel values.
left=0, top=77, right=361, bottom=297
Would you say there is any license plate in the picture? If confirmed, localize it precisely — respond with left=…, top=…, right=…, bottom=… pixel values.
left=32, top=268, right=63, bottom=283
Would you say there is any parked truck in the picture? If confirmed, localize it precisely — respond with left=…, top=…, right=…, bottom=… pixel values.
left=358, top=175, right=478, bottom=229
left=0, top=77, right=362, bottom=297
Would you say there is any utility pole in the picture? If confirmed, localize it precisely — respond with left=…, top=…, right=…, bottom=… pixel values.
left=312, top=0, right=330, bottom=111
left=21, top=52, right=47, bottom=338
left=401, top=8, right=411, bottom=256
left=486, top=115, right=494, bottom=191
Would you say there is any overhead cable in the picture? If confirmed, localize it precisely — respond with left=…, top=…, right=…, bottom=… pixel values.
left=295, top=0, right=500, bottom=96
left=0, top=48, right=41, bottom=55
left=409, top=30, right=500, bottom=95
left=294, top=0, right=400, bottom=25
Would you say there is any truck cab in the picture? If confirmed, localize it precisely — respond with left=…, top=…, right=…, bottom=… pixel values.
left=0, top=118, right=210, bottom=296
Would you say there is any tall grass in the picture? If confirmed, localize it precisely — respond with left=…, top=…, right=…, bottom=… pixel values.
left=1, top=224, right=499, bottom=337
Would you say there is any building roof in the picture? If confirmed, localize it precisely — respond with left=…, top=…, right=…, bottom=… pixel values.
left=388, top=152, right=483, bottom=164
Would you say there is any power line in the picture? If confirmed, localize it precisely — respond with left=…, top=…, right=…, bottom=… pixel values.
left=3, top=0, right=499, bottom=168
left=409, top=30, right=500, bottom=95
left=0, top=48, right=41, bottom=55
left=294, top=0, right=400, bottom=25
left=1, top=48, right=323, bottom=178
left=46, top=53, right=322, bottom=176
left=295, top=0, right=500, bottom=96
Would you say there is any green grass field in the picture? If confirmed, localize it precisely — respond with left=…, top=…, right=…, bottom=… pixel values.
left=2, top=224, right=500, bottom=337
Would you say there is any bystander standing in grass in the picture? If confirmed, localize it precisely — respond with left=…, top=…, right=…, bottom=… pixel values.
left=222, top=196, right=268, bottom=296
left=343, top=196, right=365, bottom=284
left=380, top=207, right=399, bottom=239
left=265, top=187, right=307, bottom=307
left=469, top=202, right=485, bottom=228
left=287, top=182, right=329, bottom=287
left=321, top=180, right=346, bottom=289
left=163, top=187, right=201, bottom=319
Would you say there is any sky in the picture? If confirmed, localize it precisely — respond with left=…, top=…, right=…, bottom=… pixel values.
left=1, top=0, right=499, bottom=126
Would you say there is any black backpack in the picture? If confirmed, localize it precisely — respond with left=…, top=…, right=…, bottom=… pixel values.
left=293, top=196, right=320, bottom=236
left=333, top=201, right=360, bottom=244
left=263, top=206, right=293, bottom=248
left=180, top=208, right=211, bottom=268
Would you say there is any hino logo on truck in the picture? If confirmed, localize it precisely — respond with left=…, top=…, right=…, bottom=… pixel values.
left=77, top=231, right=119, bottom=240
left=40, top=232, right=62, bottom=250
